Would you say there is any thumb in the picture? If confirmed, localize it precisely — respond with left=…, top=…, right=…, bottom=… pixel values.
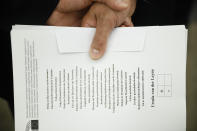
left=93, top=0, right=128, bottom=11
left=89, top=16, right=116, bottom=60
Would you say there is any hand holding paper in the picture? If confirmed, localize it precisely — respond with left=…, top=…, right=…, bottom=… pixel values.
left=81, top=1, right=136, bottom=59
left=11, top=25, right=187, bottom=131
left=47, top=0, right=136, bottom=60
left=47, top=0, right=130, bottom=26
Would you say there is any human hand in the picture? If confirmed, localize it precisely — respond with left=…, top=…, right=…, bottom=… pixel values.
left=81, top=0, right=136, bottom=60
left=47, top=0, right=129, bottom=26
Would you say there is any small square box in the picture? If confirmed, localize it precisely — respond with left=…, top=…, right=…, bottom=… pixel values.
left=164, top=74, right=172, bottom=86
left=158, top=85, right=165, bottom=97
left=157, top=75, right=165, bottom=86
left=165, top=86, right=172, bottom=97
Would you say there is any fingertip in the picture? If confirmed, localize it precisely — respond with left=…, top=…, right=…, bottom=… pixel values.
left=81, top=17, right=97, bottom=27
left=121, top=18, right=134, bottom=27
left=81, top=20, right=96, bottom=27
left=120, top=25, right=126, bottom=27
left=94, top=0, right=128, bottom=11
left=127, top=21, right=134, bottom=27
left=115, top=0, right=128, bottom=10
left=82, top=23, right=91, bottom=27
left=81, top=12, right=96, bottom=27
left=89, top=47, right=104, bottom=60
left=89, top=39, right=106, bottom=60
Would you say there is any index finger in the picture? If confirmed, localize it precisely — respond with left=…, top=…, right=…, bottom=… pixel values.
left=89, top=14, right=116, bottom=60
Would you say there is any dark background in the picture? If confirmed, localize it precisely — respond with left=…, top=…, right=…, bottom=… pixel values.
left=0, top=0, right=194, bottom=116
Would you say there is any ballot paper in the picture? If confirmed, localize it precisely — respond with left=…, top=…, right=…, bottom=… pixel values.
left=11, top=25, right=187, bottom=131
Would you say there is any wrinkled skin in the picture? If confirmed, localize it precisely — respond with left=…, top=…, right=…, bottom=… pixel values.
left=47, top=0, right=136, bottom=59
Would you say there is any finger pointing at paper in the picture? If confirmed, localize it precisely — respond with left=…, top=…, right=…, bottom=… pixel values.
left=48, top=0, right=136, bottom=60
left=81, top=0, right=136, bottom=60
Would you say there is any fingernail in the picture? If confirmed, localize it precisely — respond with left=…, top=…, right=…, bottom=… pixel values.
left=116, top=0, right=128, bottom=8
left=90, top=48, right=101, bottom=60
left=93, top=48, right=100, bottom=54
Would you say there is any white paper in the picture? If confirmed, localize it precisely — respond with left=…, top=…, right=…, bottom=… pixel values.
left=11, top=25, right=187, bottom=131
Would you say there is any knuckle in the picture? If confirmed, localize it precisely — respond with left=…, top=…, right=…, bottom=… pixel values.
left=96, top=39, right=105, bottom=48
